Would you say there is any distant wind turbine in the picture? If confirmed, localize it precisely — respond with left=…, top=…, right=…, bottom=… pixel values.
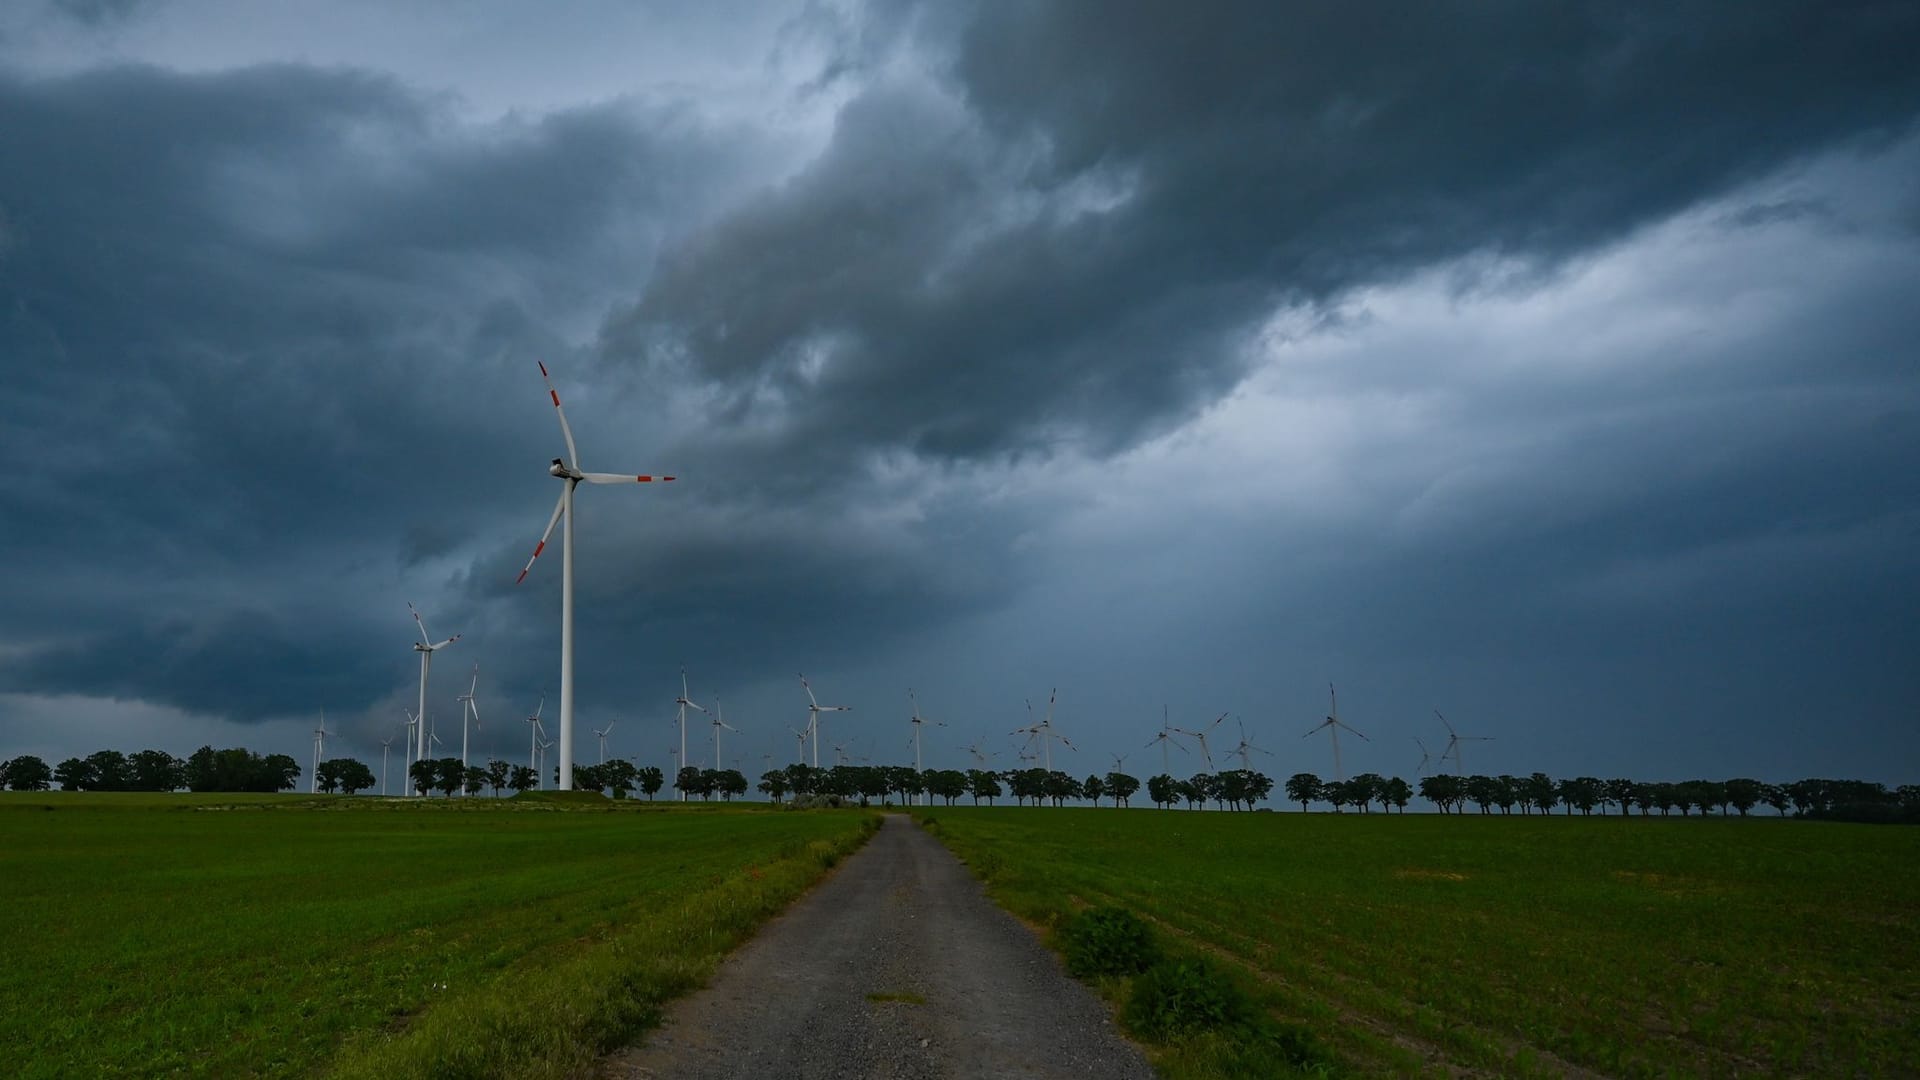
left=455, top=664, right=483, bottom=778
left=1010, top=689, right=1075, bottom=772
left=514, top=361, right=675, bottom=790
left=407, top=602, right=460, bottom=796
left=1435, top=711, right=1493, bottom=775
left=1302, top=683, right=1368, bottom=781
left=799, top=674, right=850, bottom=768
left=523, top=695, right=545, bottom=777
left=311, top=711, right=339, bottom=794
left=1414, top=737, right=1433, bottom=774
left=709, top=698, right=737, bottom=771
left=593, top=718, right=618, bottom=765
left=961, top=741, right=998, bottom=768
left=379, top=731, right=398, bottom=797
left=1226, top=719, right=1274, bottom=771
left=1171, top=712, right=1227, bottom=771
left=674, top=669, right=706, bottom=797
left=1144, top=707, right=1189, bottom=776
left=908, top=689, right=944, bottom=806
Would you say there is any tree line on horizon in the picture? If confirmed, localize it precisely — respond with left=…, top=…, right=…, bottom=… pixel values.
left=4, top=749, right=1914, bottom=822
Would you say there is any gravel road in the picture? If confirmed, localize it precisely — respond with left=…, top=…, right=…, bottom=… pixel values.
left=600, top=814, right=1157, bottom=1080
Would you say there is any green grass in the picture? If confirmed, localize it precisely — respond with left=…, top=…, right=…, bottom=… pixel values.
left=916, top=808, right=1920, bottom=1079
left=0, top=792, right=877, bottom=1078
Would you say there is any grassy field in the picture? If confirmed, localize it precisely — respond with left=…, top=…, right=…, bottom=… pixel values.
left=0, top=792, right=877, bottom=1078
left=916, top=807, right=1919, bottom=1079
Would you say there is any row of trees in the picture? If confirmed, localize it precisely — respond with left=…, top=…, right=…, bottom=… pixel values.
left=0, top=748, right=303, bottom=793
left=1399, top=773, right=1920, bottom=820
left=8, top=749, right=1915, bottom=822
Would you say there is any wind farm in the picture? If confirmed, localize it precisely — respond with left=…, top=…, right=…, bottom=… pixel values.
left=5, top=4, right=1918, bottom=1078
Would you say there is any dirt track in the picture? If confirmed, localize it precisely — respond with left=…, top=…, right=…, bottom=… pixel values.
left=600, top=814, right=1156, bottom=1080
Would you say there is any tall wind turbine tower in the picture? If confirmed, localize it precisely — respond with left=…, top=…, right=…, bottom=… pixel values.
left=311, top=711, right=338, bottom=794
left=709, top=699, right=737, bottom=771
left=908, top=689, right=943, bottom=806
left=674, top=669, right=705, bottom=797
left=515, top=361, right=675, bottom=790
left=407, top=603, right=460, bottom=795
left=1302, top=683, right=1368, bottom=781
left=455, top=664, right=483, bottom=776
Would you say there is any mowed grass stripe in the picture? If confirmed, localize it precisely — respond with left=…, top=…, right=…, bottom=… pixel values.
left=1, top=795, right=876, bottom=1078
left=919, top=808, right=1918, bottom=1079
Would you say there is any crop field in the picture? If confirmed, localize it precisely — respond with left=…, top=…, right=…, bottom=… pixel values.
left=917, top=807, right=1919, bottom=1079
left=0, top=792, right=877, bottom=1079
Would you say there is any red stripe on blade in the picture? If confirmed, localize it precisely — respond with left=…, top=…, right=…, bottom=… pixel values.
left=549, top=390, right=561, bottom=406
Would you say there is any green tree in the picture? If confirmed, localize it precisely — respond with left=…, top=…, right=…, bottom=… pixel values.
left=315, top=759, right=345, bottom=794
left=1603, top=778, right=1637, bottom=816
left=463, top=766, right=488, bottom=796
left=508, top=764, right=538, bottom=793
left=675, top=765, right=702, bottom=800
left=1723, top=778, right=1763, bottom=817
left=1145, top=773, right=1178, bottom=809
left=1104, top=771, right=1141, bottom=808
left=1083, top=774, right=1106, bottom=805
left=3, top=755, right=53, bottom=791
left=337, top=759, right=376, bottom=794
left=79, top=750, right=130, bottom=791
left=966, top=768, right=1002, bottom=806
left=926, top=769, right=968, bottom=806
left=715, top=769, right=749, bottom=801
left=1562, top=777, right=1604, bottom=816
left=1284, top=772, right=1321, bottom=812
left=485, top=759, right=511, bottom=797
left=1464, top=775, right=1498, bottom=814
left=758, top=768, right=790, bottom=802
left=1381, top=776, right=1412, bottom=812
left=1761, top=782, right=1790, bottom=816
left=637, top=765, right=664, bottom=800
left=261, top=754, right=302, bottom=792
left=1348, top=773, right=1385, bottom=813
left=602, top=759, right=638, bottom=798
left=54, top=757, right=94, bottom=791
left=1523, top=772, right=1558, bottom=815
left=128, top=750, right=184, bottom=792
left=408, top=759, right=437, bottom=796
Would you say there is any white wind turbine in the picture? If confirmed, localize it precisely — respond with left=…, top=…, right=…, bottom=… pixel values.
left=1010, top=690, right=1075, bottom=772
left=523, top=695, right=545, bottom=777
left=535, top=732, right=554, bottom=789
left=592, top=719, right=618, bottom=764
left=1435, top=711, right=1493, bottom=775
left=674, top=670, right=705, bottom=798
left=1302, top=683, right=1368, bottom=781
left=787, top=726, right=809, bottom=764
left=311, top=710, right=339, bottom=794
left=402, top=707, right=421, bottom=777
left=1144, top=706, right=1189, bottom=776
left=908, top=689, right=944, bottom=806
left=379, top=731, right=397, bottom=797
left=455, top=664, right=483, bottom=778
left=799, top=674, right=850, bottom=768
left=1171, top=711, right=1227, bottom=771
left=709, top=698, right=737, bottom=771
left=961, top=741, right=998, bottom=769
left=514, top=361, right=676, bottom=790
left=1108, top=750, right=1131, bottom=772
left=1226, top=719, right=1274, bottom=772
left=407, top=602, right=460, bottom=797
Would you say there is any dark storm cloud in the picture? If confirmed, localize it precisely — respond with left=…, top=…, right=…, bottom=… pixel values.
left=0, top=63, right=766, bottom=721
left=605, top=0, right=1920, bottom=482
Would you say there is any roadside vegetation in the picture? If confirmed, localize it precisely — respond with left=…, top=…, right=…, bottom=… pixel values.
left=0, top=793, right=877, bottom=1078
left=917, top=806, right=1919, bottom=1078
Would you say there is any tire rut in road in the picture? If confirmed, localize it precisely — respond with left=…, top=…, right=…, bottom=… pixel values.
left=600, top=814, right=1156, bottom=1080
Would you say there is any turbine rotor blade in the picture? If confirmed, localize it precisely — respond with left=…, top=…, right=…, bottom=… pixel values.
left=516, top=489, right=568, bottom=585
left=538, top=361, right=581, bottom=469
left=581, top=472, right=677, bottom=484
left=408, top=602, right=432, bottom=645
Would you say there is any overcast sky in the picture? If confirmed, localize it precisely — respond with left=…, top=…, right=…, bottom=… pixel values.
left=2, top=0, right=1916, bottom=790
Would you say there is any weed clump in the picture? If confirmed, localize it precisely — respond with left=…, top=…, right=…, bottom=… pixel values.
left=1058, top=906, right=1162, bottom=978
left=1122, top=956, right=1251, bottom=1040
